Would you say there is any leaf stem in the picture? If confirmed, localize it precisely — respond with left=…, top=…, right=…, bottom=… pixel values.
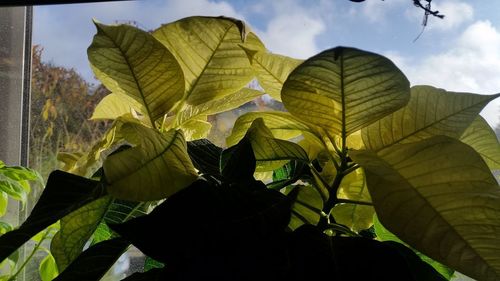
left=336, top=198, right=373, bottom=206
left=8, top=230, right=50, bottom=281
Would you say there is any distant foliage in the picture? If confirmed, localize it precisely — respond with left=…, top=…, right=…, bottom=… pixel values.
left=30, top=46, right=109, bottom=177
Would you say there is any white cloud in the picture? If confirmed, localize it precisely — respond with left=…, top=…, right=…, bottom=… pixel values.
left=257, top=14, right=325, bottom=59
left=360, top=0, right=406, bottom=23
left=386, top=20, right=500, bottom=127
left=407, top=0, right=473, bottom=31
left=251, top=0, right=327, bottom=59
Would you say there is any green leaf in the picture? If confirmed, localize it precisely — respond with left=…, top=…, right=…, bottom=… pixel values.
left=285, top=184, right=323, bottom=230
left=53, top=238, right=129, bottom=281
left=153, top=16, right=255, bottom=106
left=268, top=160, right=308, bottom=190
left=282, top=46, right=410, bottom=139
left=0, top=192, right=7, bottom=217
left=242, top=47, right=302, bottom=101
left=374, top=216, right=454, bottom=280
left=39, top=253, right=59, bottom=281
left=245, top=118, right=309, bottom=172
left=0, top=165, right=42, bottom=184
left=460, top=116, right=500, bottom=171
left=90, top=93, right=146, bottom=121
left=91, top=223, right=113, bottom=244
left=122, top=269, right=164, bottom=281
left=0, top=171, right=105, bottom=263
left=362, top=85, right=500, bottom=150
left=104, top=199, right=152, bottom=225
left=104, top=123, right=198, bottom=201
left=350, top=136, right=500, bottom=281
left=0, top=174, right=27, bottom=204
left=88, top=22, right=184, bottom=126
left=174, top=88, right=263, bottom=127
left=0, top=221, right=13, bottom=235
left=51, top=196, right=112, bottom=271
left=227, top=111, right=315, bottom=147
left=144, top=257, right=164, bottom=271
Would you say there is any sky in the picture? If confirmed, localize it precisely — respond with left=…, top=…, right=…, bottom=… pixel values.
left=33, top=0, right=500, bottom=128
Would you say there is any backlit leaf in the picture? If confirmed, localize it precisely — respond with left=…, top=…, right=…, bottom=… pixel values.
left=246, top=118, right=309, bottom=172
left=88, top=22, right=184, bottom=126
left=104, top=123, right=198, bottom=201
left=51, top=196, right=112, bottom=271
left=332, top=168, right=374, bottom=231
left=91, top=93, right=146, bottom=121
left=351, top=136, right=500, bottom=281
left=178, top=116, right=212, bottom=141
left=0, top=171, right=105, bottom=263
left=242, top=47, right=302, bottom=101
left=282, top=47, right=410, bottom=139
left=285, top=185, right=323, bottom=230
left=39, top=253, right=59, bottom=281
left=53, top=238, right=130, bottom=281
left=174, top=88, right=263, bottom=127
left=362, top=85, right=500, bottom=150
left=374, top=216, right=454, bottom=280
left=227, top=111, right=315, bottom=147
left=460, top=116, right=500, bottom=171
left=153, top=16, right=255, bottom=106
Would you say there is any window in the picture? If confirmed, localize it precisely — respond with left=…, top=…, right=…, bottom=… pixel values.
left=2, top=1, right=500, bottom=280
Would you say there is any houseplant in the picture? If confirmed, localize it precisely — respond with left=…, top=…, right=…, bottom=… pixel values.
left=0, top=15, right=499, bottom=280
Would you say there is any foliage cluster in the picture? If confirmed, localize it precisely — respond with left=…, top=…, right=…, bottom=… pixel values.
left=0, top=160, right=57, bottom=281
left=1, top=16, right=500, bottom=281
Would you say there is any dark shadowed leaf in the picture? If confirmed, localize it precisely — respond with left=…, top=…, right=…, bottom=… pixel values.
left=187, top=139, right=223, bottom=177
left=220, top=137, right=256, bottom=183
left=0, top=171, right=105, bottom=263
left=54, top=238, right=130, bottom=281
left=109, top=179, right=290, bottom=267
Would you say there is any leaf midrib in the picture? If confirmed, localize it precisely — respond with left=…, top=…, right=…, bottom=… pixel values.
left=372, top=151, right=499, bottom=280
left=384, top=93, right=499, bottom=150
left=184, top=23, right=233, bottom=104
left=102, top=26, right=156, bottom=127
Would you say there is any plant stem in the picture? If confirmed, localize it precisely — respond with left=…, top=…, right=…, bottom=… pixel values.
left=336, top=198, right=373, bottom=206
left=8, top=231, right=49, bottom=281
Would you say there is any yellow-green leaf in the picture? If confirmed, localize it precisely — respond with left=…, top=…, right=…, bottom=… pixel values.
left=282, top=47, right=410, bottom=139
left=67, top=115, right=141, bottom=177
left=460, top=116, right=500, bottom=171
left=179, top=117, right=212, bottom=141
left=51, top=196, right=112, bottom=271
left=90, top=93, right=146, bottom=121
left=332, top=168, right=374, bottom=231
left=333, top=205, right=374, bottom=232
left=39, top=253, right=59, bottom=281
left=153, top=16, right=255, bottom=106
left=174, top=88, right=263, bottom=127
left=88, top=22, right=184, bottom=126
left=362, top=85, right=500, bottom=150
left=227, top=111, right=315, bottom=147
left=242, top=47, right=302, bottom=101
left=245, top=118, right=309, bottom=172
left=104, top=123, right=198, bottom=201
left=286, top=184, right=324, bottom=230
left=350, top=136, right=500, bottom=281
left=0, top=192, right=7, bottom=217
